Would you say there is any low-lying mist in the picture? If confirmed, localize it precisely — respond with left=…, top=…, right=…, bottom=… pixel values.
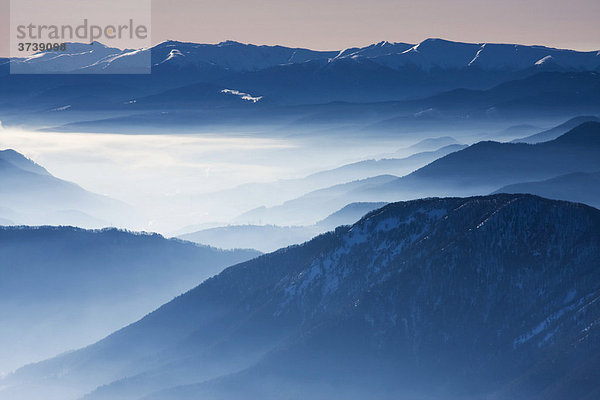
left=0, top=116, right=570, bottom=234
left=0, top=126, right=424, bottom=232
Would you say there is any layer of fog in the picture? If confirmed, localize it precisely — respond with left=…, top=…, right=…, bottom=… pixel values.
left=0, top=127, right=440, bottom=233
left=0, top=120, right=556, bottom=234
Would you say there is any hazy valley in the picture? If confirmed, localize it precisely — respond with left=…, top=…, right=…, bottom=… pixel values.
left=0, top=37, right=599, bottom=400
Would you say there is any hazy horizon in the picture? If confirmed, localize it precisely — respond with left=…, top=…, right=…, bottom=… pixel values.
left=1, top=0, right=600, bottom=57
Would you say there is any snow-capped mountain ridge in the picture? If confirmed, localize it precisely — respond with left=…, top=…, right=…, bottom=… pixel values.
left=367, top=38, right=600, bottom=71
left=8, top=38, right=600, bottom=74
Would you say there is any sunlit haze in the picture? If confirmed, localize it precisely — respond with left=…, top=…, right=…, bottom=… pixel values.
left=0, top=126, right=411, bottom=233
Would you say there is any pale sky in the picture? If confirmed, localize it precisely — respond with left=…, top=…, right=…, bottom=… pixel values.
left=1, top=0, right=599, bottom=56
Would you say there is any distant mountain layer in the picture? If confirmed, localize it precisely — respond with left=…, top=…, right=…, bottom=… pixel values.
left=402, top=136, right=461, bottom=153
left=0, top=226, right=259, bottom=373
left=34, top=71, right=600, bottom=135
left=9, top=39, right=600, bottom=75
left=8, top=41, right=338, bottom=75
left=390, top=71, right=600, bottom=119
left=304, top=144, right=468, bottom=186
left=0, top=149, right=133, bottom=228
left=512, top=115, right=600, bottom=143
left=236, top=174, right=398, bottom=225
left=179, top=224, right=319, bottom=253
left=2, top=39, right=599, bottom=132
left=233, top=122, right=600, bottom=225
left=179, top=202, right=388, bottom=252
left=494, top=171, right=600, bottom=208
left=365, top=121, right=600, bottom=199
left=187, top=146, right=458, bottom=229
left=5, top=194, right=599, bottom=400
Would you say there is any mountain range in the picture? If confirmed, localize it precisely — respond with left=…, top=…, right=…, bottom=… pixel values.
left=3, top=194, right=599, bottom=400
left=237, top=121, right=600, bottom=225
left=191, top=143, right=466, bottom=224
left=24, top=70, right=600, bottom=136
left=10, top=39, right=600, bottom=75
left=2, top=39, right=599, bottom=134
left=380, top=121, right=600, bottom=196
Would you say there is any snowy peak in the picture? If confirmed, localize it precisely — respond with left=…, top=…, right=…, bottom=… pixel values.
left=149, top=40, right=337, bottom=72
left=164, top=49, right=184, bottom=61
left=371, top=38, right=483, bottom=69
left=465, top=42, right=600, bottom=70
left=10, top=42, right=129, bottom=73
left=412, top=37, right=481, bottom=53
left=336, top=41, right=413, bottom=59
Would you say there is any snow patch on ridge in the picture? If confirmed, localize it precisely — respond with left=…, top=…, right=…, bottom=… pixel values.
left=468, top=43, right=486, bottom=66
left=221, top=89, right=263, bottom=103
left=159, top=49, right=185, bottom=65
left=535, top=55, right=553, bottom=65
